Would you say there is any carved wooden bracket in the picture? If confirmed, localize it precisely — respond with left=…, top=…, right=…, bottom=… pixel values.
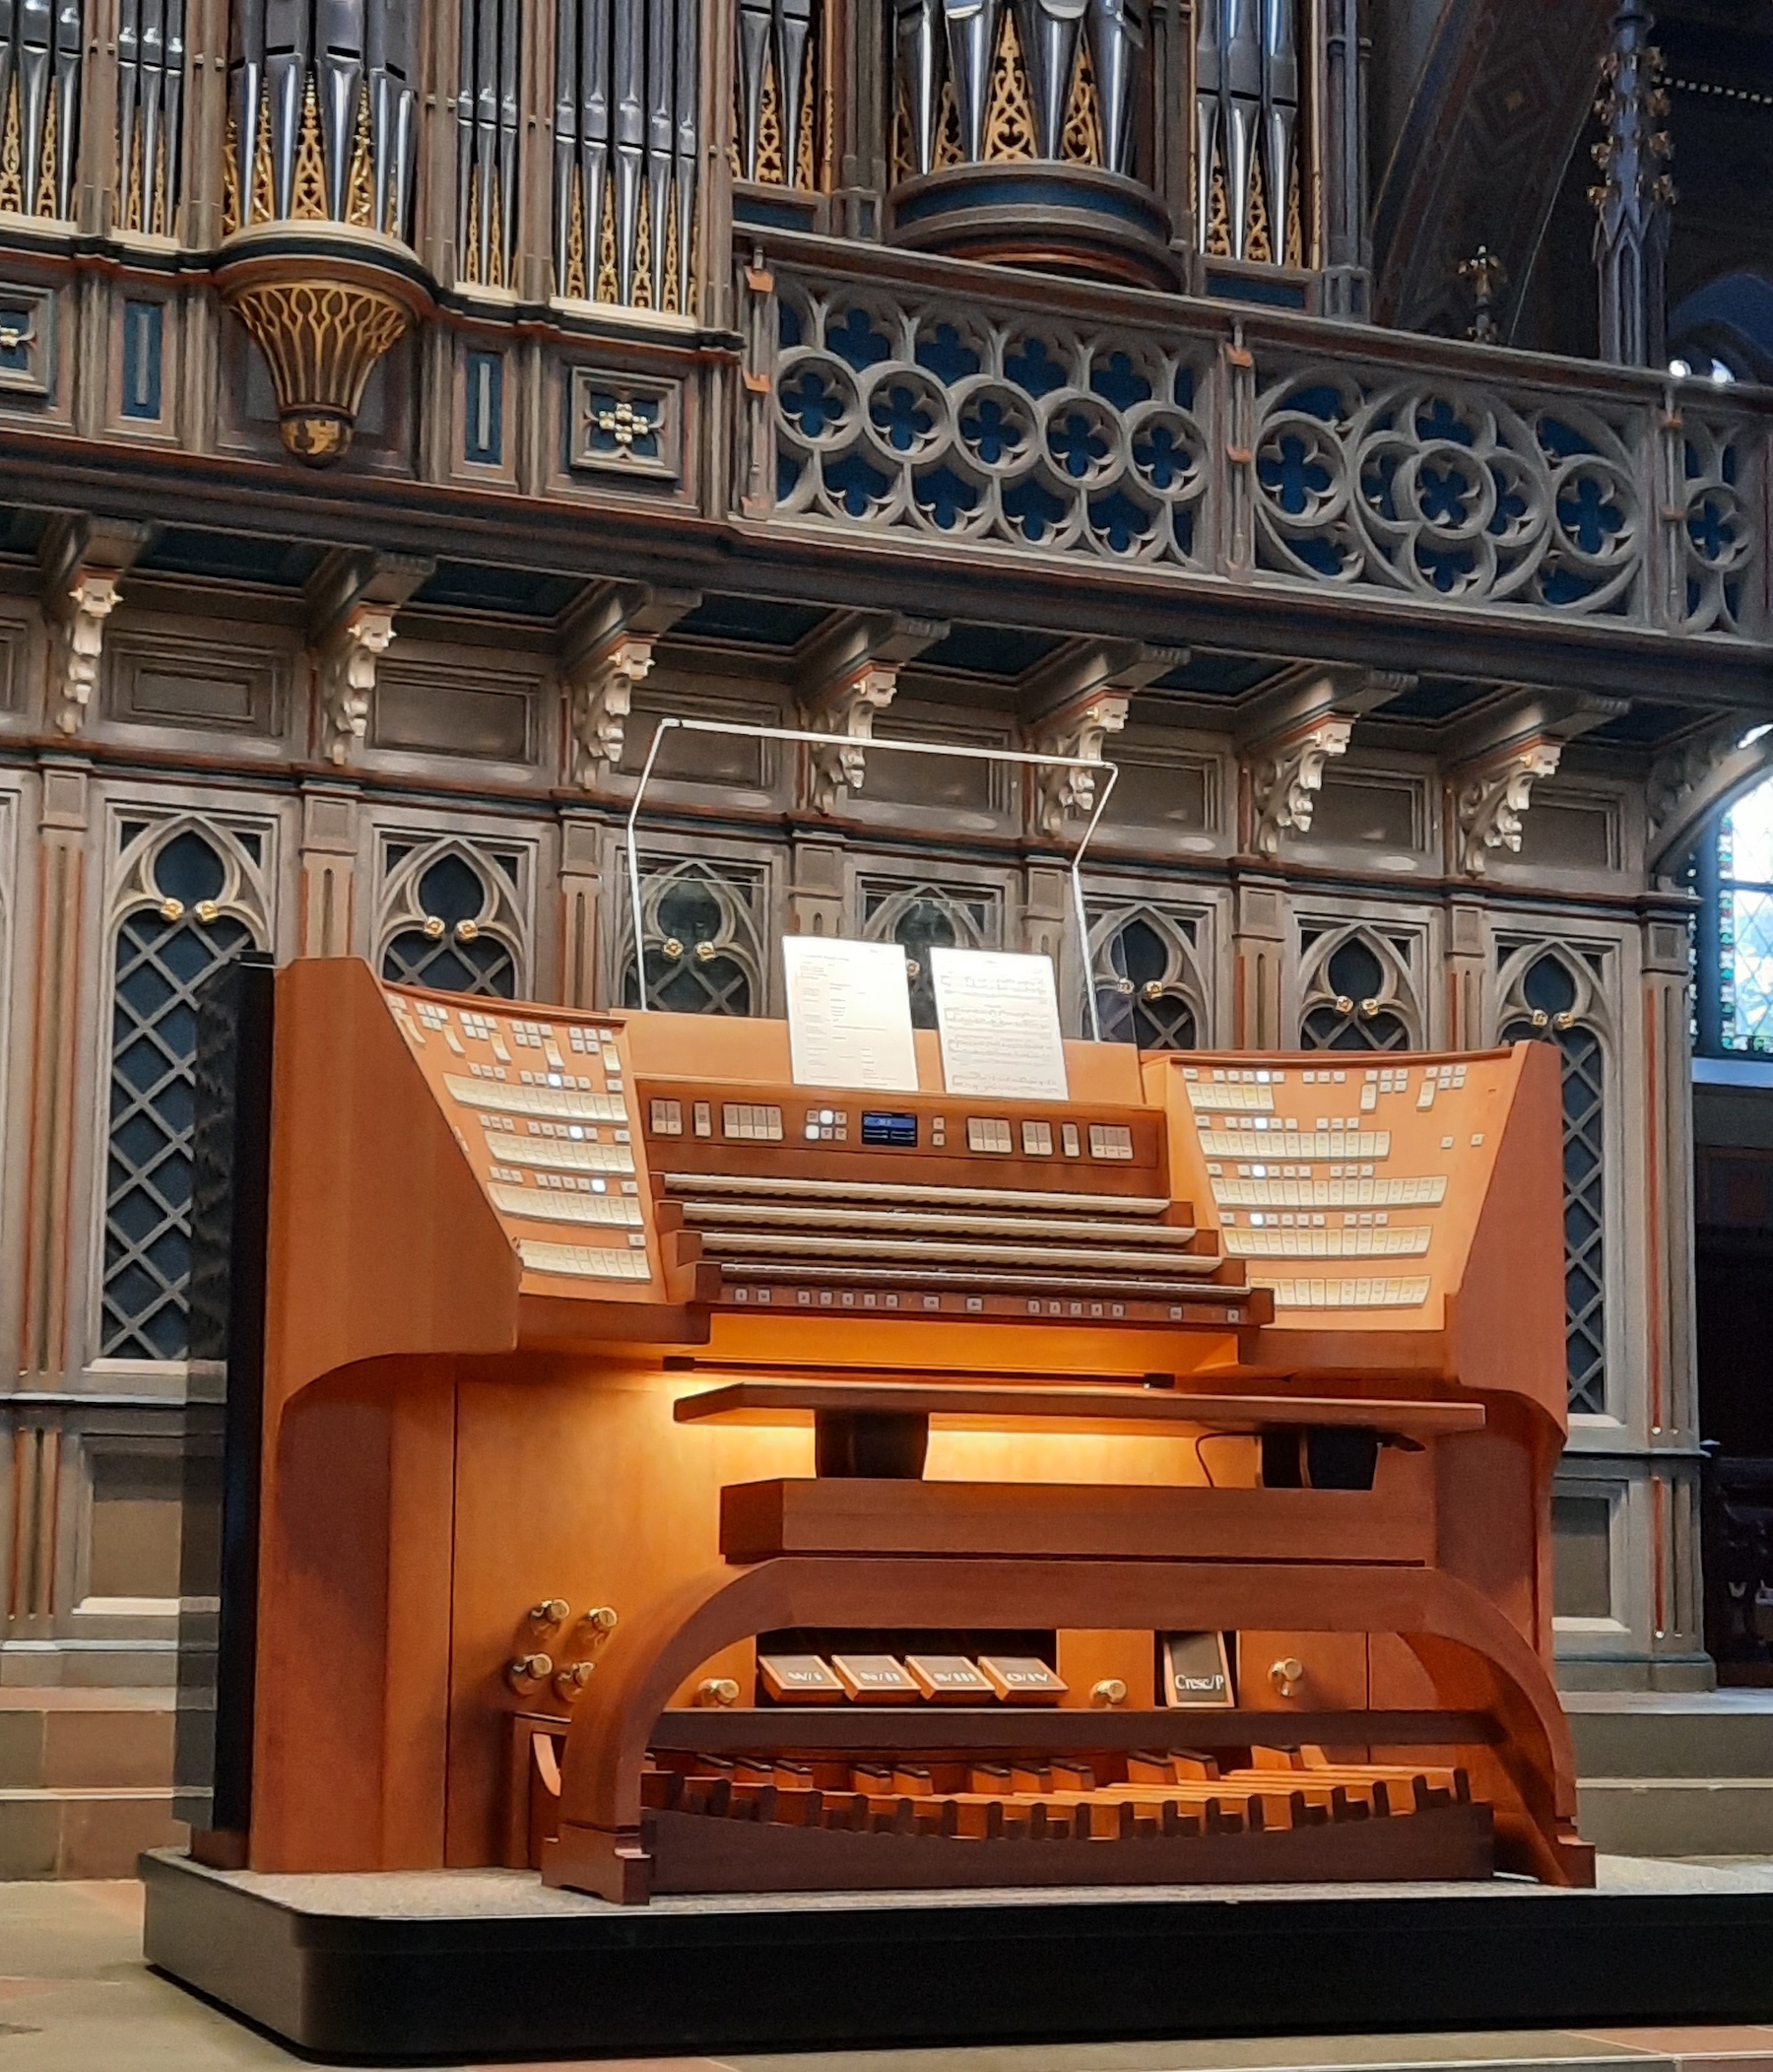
left=38, top=515, right=157, bottom=736
left=796, top=609, right=948, bottom=814
left=317, top=604, right=397, bottom=766
left=1441, top=687, right=1623, bottom=877
left=1246, top=713, right=1356, bottom=859
left=1018, top=638, right=1184, bottom=841
left=303, top=548, right=433, bottom=768
left=805, top=661, right=900, bottom=815
left=1028, top=688, right=1132, bottom=839
left=49, top=576, right=121, bottom=735
left=1452, top=740, right=1563, bottom=877
left=558, top=581, right=702, bottom=787
left=568, top=635, right=657, bottom=787
left=1234, top=662, right=1412, bottom=859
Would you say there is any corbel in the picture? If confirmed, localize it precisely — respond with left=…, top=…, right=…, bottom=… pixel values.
left=558, top=580, right=703, bottom=787
left=1235, top=663, right=1413, bottom=860
left=1442, top=688, right=1625, bottom=878
left=794, top=609, right=949, bottom=814
left=1018, top=639, right=1186, bottom=840
left=38, top=516, right=157, bottom=735
left=304, top=550, right=435, bottom=767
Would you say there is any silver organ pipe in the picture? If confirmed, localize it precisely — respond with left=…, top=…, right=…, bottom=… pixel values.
left=612, top=0, right=642, bottom=302
left=891, top=0, right=1149, bottom=180
left=1195, top=0, right=1298, bottom=261
left=1084, top=0, right=1142, bottom=174
left=736, top=0, right=768, bottom=177
left=737, top=0, right=815, bottom=187
left=264, top=0, right=308, bottom=220
left=672, top=0, right=696, bottom=314
left=0, top=7, right=15, bottom=224
left=227, top=2, right=417, bottom=240
left=18, top=0, right=52, bottom=218
left=1013, top=0, right=1085, bottom=163
left=1262, top=0, right=1296, bottom=257
left=771, top=0, right=811, bottom=187
left=452, top=0, right=519, bottom=285
left=553, top=0, right=698, bottom=308
left=943, top=0, right=1000, bottom=165
left=230, top=0, right=265, bottom=227
left=892, top=0, right=940, bottom=179
left=315, top=0, right=362, bottom=224
left=644, top=0, right=673, bottom=304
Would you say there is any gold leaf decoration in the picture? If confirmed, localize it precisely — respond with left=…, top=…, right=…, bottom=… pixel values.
left=0, top=79, right=22, bottom=215
left=796, top=33, right=818, bottom=189
left=291, top=80, right=329, bottom=221
left=1061, top=35, right=1102, bottom=167
left=983, top=9, right=1037, bottom=162
left=1246, top=149, right=1272, bottom=263
left=1205, top=146, right=1230, bottom=257
left=755, top=54, right=785, bottom=186
left=220, top=276, right=415, bottom=465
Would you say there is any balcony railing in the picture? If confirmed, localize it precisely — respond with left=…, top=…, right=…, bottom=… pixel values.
left=742, top=235, right=1769, bottom=643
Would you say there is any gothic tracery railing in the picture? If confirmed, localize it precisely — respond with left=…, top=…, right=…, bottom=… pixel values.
left=749, top=250, right=1765, bottom=639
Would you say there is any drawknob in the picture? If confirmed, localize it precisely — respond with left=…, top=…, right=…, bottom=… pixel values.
left=554, top=1660, right=595, bottom=1703
left=1090, top=1677, right=1129, bottom=1706
left=697, top=1677, right=741, bottom=1707
left=506, top=1653, right=553, bottom=1695
left=1270, top=1656, right=1305, bottom=1699
left=527, top=1599, right=569, bottom=1628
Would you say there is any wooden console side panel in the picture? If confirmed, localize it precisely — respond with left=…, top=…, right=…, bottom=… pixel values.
left=251, top=958, right=516, bottom=1874
left=1449, top=1039, right=1568, bottom=1428
left=1441, top=1039, right=1566, bottom=1664
left=249, top=1359, right=457, bottom=1872
left=264, top=958, right=520, bottom=1410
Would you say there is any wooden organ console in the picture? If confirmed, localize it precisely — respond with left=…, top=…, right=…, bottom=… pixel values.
left=238, top=958, right=1593, bottom=1904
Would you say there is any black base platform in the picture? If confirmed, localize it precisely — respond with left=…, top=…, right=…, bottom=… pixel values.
left=140, top=1848, right=1773, bottom=2065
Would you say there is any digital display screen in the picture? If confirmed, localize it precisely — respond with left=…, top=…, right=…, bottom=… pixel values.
left=861, top=1111, right=918, bottom=1148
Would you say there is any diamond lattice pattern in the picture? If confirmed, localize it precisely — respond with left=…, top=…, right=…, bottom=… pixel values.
left=102, top=902, right=252, bottom=1360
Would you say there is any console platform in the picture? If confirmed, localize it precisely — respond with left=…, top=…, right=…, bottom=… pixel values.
left=141, top=1849, right=1773, bottom=2063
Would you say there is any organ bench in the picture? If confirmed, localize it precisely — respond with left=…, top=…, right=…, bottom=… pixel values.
left=233, top=957, right=1591, bottom=1902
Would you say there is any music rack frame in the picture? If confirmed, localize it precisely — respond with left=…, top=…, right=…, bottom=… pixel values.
left=624, top=717, right=1121, bottom=1038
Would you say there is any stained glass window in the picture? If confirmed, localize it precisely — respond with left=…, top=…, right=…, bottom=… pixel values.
left=1702, top=774, right=1773, bottom=1053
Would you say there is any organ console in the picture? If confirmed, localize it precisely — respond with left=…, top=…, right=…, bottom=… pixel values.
left=234, top=956, right=1592, bottom=1904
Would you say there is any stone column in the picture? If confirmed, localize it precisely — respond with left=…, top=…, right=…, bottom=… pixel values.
left=1229, top=875, right=1286, bottom=1050
left=297, top=784, right=361, bottom=960
left=17, top=760, right=90, bottom=1387
left=559, top=812, right=604, bottom=1008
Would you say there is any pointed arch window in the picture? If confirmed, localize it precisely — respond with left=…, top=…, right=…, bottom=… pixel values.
left=623, top=858, right=763, bottom=1015
left=860, top=880, right=999, bottom=1029
left=1501, top=949, right=1608, bottom=1416
left=1696, top=771, right=1773, bottom=1054
left=1299, top=931, right=1415, bottom=1050
left=378, top=842, right=525, bottom=998
left=103, top=824, right=267, bottom=1361
left=1088, top=907, right=1204, bottom=1050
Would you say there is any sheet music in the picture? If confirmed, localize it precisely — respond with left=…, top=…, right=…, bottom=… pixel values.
left=930, top=947, right=1069, bottom=1102
left=781, top=936, right=920, bottom=1092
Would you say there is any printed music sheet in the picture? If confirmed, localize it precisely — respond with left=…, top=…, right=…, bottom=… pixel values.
left=930, top=947, right=1070, bottom=1101
left=781, top=935, right=920, bottom=1091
